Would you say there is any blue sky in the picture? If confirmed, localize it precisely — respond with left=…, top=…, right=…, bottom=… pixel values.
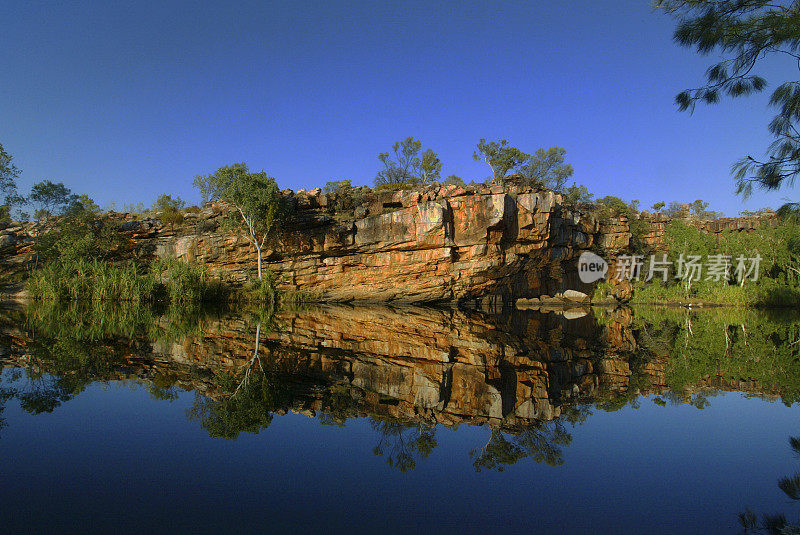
left=1, top=0, right=795, bottom=214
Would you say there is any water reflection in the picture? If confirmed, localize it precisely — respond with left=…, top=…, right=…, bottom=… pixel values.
left=741, top=435, right=800, bottom=534
left=1, top=302, right=799, bottom=463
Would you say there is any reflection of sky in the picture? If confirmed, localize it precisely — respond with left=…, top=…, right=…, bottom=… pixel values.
left=0, top=376, right=795, bottom=534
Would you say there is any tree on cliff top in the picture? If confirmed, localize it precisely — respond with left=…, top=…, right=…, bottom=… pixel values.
left=153, top=194, right=186, bottom=231
left=473, top=139, right=529, bottom=183
left=29, top=180, right=77, bottom=221
left=0, top=143, right=22, bottom=220
left=374, top=137, right=441, bottom=189
left=656, top=0, right=800, bottom=197
left=517, top=147, right=575, bottom=191
left=193, top=163, right=284, bottom=280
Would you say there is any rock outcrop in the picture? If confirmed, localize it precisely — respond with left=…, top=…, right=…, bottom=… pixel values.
left=142, top=184, right=615, bottom=305
left=0, top=182, right=781, bottom=305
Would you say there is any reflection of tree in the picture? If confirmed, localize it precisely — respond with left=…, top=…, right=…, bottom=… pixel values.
left=146, top=372, right=180, bottom=402
left=318, top=385, right=357, bottom=427
left=188, top=322, right=287, bottom=440
left=635, top=308, right=800, bottom=405
left=188, top=372, right=276, bottom=440
left=740, top=436, right=800, bottom=534
left=0, top=377, right=13, bottom=437
left=0, top=367, right=79, bottom=441
left=13, top=372, right=74, bottom=414
left=370, top=417, right=437, bottom=473
left=471, top=418, right=574, bottom=471
left=0, top=365, right=79, bottom=416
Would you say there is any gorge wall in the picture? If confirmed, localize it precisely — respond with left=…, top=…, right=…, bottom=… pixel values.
left=152, top=183, right=613, bottom=305
left=0, top=181, right=780, bottom=305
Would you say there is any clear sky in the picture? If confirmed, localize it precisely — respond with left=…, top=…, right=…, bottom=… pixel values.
left=1, top=0, right=796, bottom=214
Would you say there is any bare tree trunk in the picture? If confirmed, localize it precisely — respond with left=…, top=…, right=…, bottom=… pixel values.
left=255, top=241, right=262, bottom=280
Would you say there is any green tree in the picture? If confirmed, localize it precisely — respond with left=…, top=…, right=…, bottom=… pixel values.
left=374, top=137, right=440, bottom=188
left=322, top=179, right=364, bottom=213
left=0, top=143, right=22, bottom=220
left=74, top=194, right=101, bottom=214
left=193, top=163, right=284, bottom=280
left=657, top=0, right=800, bottom=196
left=517, top=147, right=574, bottom=190
left=651, top=201, right=666, bottom=213
left=597, top=196, right=651, bottom=254
left=153, top=194, right=186, bottom=230
left=472, top=138, right=529, bottom=183
left=778, top=202, right=800, bottom=223
left=420, top=148, right=442, bottom=183
left=664, top=201, right=687, bottom=218
left=443, top=174, right=466, bottom=187
left=33, top=206, right=128, bottom=265
left=122, top=202, right=146, bottom=215
left=689, top=198, right=723, bottom=219
left=152, top=193, right=185, bottom=212
left=563, top=183, right=594, bottom=204
left=29, top=180, right=76, bottom=221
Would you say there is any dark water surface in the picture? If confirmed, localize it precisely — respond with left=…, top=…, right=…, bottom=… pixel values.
left=0, top=303, right=798, bottom=534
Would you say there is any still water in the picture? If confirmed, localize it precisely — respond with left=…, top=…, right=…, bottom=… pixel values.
left=0, top=303, right=798, bottom=533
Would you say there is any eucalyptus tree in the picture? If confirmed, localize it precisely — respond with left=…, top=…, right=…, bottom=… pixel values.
left=29, top=180, right=76, bottom=221
left=153, top=194, right=186, bottom=230
left=193, top=163, right=284, bottom=280
left=472, top=139, right=529, bottom=183
left=564, top=183, right=594, bottom=204
left=656, top=0, right=800, bottom=196
left=420, top=148, right=442, bottom=183
left=517, top=147, right=574, bottom=191
left=374, top=137, right=442, bottom=187
left=0, top=143, right=22, bottom=219
left=443, top=174, right=466, bottom=187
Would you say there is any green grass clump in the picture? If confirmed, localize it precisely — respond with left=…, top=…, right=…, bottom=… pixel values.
left=150, top=257, right=228, bottom=305
left=27, top=259, right=156, bottom=303
left=608, top=218, right=800, bottom=308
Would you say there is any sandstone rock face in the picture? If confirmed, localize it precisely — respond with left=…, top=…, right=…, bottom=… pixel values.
left=0, top=184, right=780, bottom=304
left=145, top=185, right=611, bottom=304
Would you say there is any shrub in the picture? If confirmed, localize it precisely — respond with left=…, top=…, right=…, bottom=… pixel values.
left=150, top=257, right=227, bottom=305
left=595, top=196, right=651, bottom=254
left=160, top=206, right=184, bottom=229
left=322, top=180, right=365, bottom=213
left=443, top=174, right=465, bottom=187
left=27, top=259, right=156, bottom=303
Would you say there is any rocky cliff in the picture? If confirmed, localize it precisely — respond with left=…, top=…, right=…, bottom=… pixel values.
left=0, top=182, right=617, bottom=305
left=154, top=183, right=614, bottom=305
left=0, top=182, right=780, bottom=305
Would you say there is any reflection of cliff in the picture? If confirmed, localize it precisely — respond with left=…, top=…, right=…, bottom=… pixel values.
left=0, top=304, right=652, bottom=429
left=1, top=304, right=797, bottom=434
left=20, top=304, right=670, bottom=430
